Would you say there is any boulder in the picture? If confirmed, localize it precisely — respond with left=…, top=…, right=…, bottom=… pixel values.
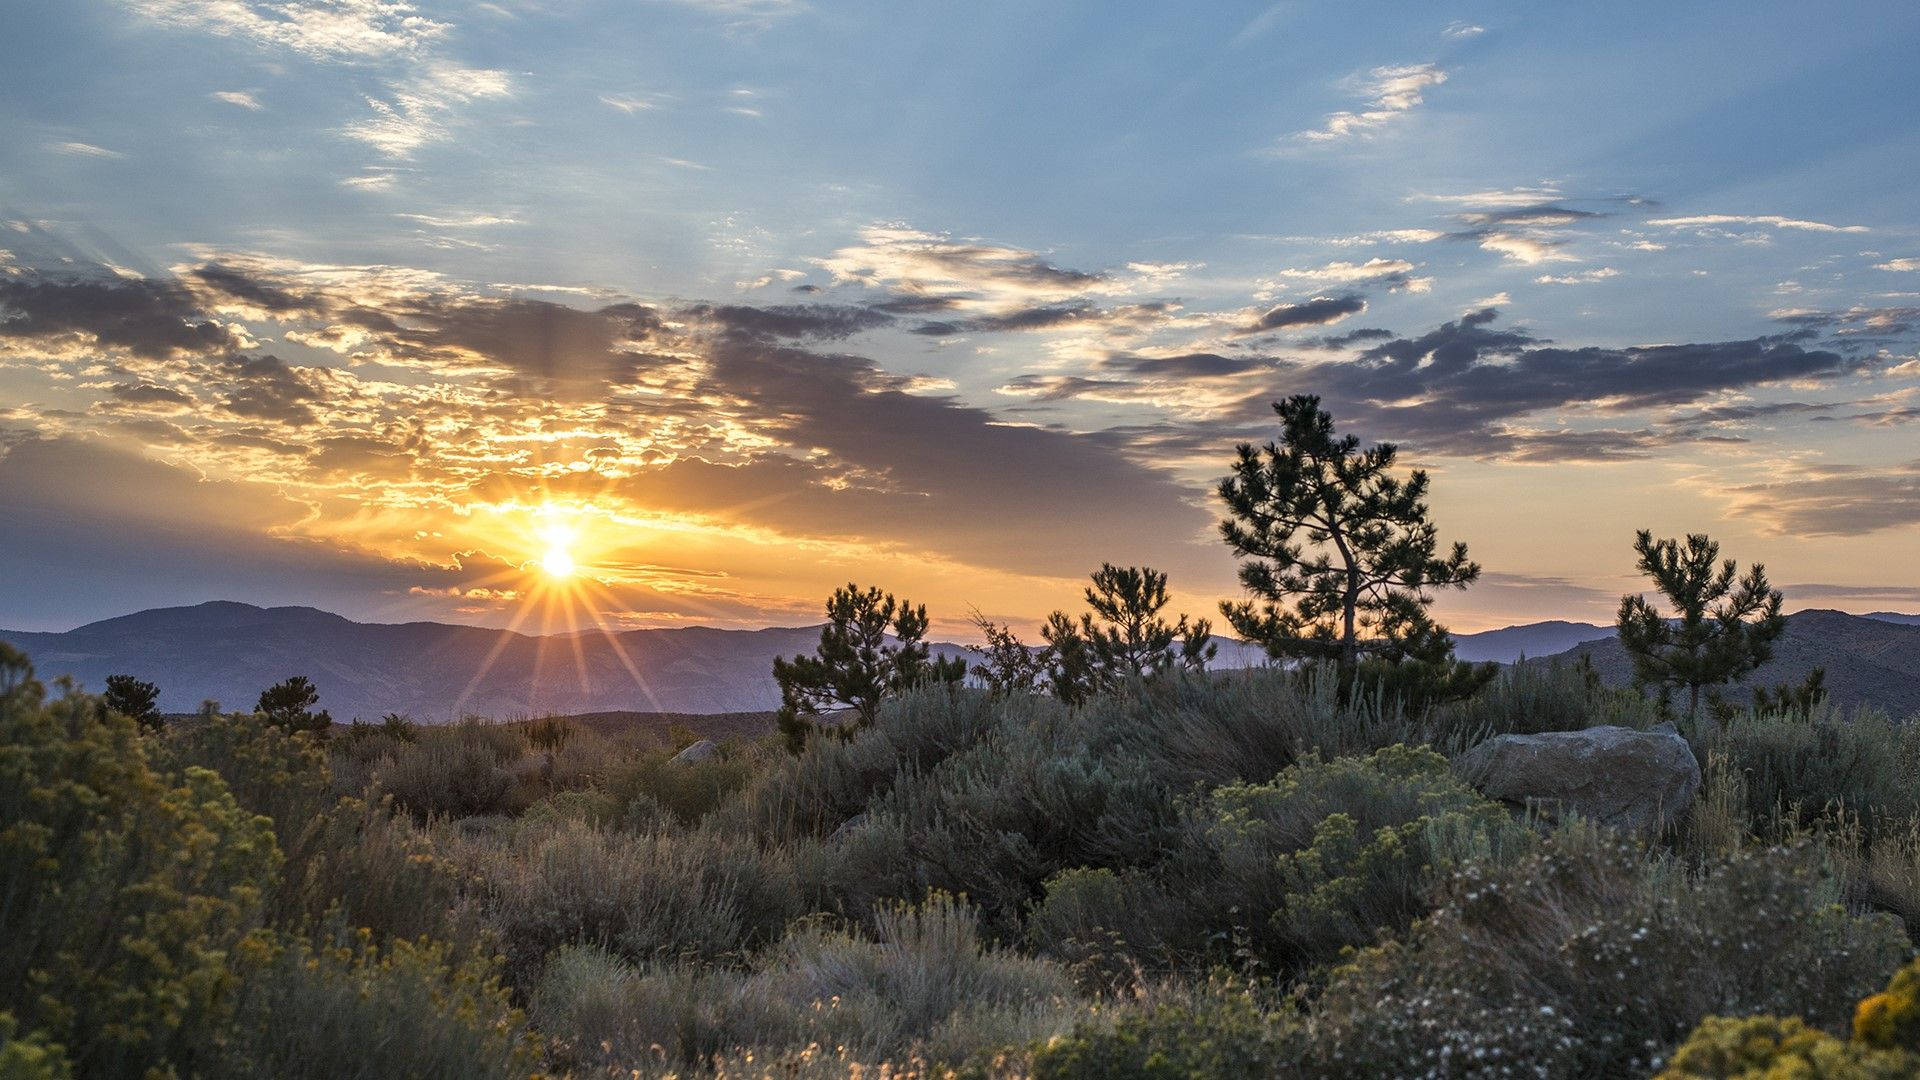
left=670, top=738, right=719, bottom=765
left=1453, top=723, right=1700, bottom=833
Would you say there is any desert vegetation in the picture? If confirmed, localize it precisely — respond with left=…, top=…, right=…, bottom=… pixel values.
left=4, top=398, right=1917, bottom=1079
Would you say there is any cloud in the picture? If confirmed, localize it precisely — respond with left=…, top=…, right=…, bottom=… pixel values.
left=1268, top=258, right=1417, bottom=284
left=0, top=274, right=240, bottom=357
left=1535, top=267, right=1620, bottom=285
left=1723, top=460, right=1920, bottom=536
left=1876, top=258, right=1920, bottom=272
left=126, top=0, right=509, bottom=159
left=1294, top=63, right=1447, bottom=142
left=1443, top=21, right=1485, bottom=38
left=1648, top=214, right=1868, bottom=234
left=1242, top=295, right=1367, bottom=332
left=50, top=141, right=124, bottom=159
left=814, top=225, right=1111, bottom=311
left=600, top=94, right=658, bottom=114
left=211, top=90, right=263, bottom=110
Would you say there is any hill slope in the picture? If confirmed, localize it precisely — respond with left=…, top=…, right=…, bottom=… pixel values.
left=1531, top=609, right=1920, bottom=717
left=0, top=601, right=846, bottom=720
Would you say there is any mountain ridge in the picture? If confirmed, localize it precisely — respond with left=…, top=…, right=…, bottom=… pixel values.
left=5, top=601, right=1918, bottom=720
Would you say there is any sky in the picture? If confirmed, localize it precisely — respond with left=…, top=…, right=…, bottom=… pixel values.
left=3, top=0, right=1919, bottom=638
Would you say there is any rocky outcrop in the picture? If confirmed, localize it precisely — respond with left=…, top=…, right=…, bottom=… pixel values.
left=1453, top=723, right=1700, bottom=832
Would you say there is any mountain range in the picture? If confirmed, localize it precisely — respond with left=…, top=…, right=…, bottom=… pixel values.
left=2, top=601, right=1917, bottom=720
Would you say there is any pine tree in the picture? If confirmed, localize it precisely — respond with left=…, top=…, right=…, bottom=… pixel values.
left=104, top=674, right=162, bottom=733
left=1218, top=395, right=1480, bottom=670
left=1617, top=529, right=1786, bottom=717
left=1042, top=564, right=1214, bottom=703
left=773, top=583, right=965, bottom=751
left=256, top=675, right=331, bottom=735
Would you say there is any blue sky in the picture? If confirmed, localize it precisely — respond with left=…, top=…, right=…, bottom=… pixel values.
left=2, top=0, right=1918, bottom=635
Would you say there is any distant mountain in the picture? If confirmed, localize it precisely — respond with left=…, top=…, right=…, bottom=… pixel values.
left=9, top=602, right=1915, bottom=721
left=1528, top=609, right=1920, bottom=717
left=1864, top=611, right=1920, bottom=627
left=1451, top=620, right=1614, bottom=664
left=0, top=601, right=857, bottom=720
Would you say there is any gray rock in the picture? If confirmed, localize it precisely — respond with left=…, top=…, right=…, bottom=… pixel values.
left=1453, top=723, right=1700, bottom=833
left=670, top=738, right=719, bottom=765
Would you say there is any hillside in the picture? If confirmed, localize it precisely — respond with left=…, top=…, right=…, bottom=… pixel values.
left=1532, top=608, right=1920, bottom=717
left=1450, top=620, right=1613, bottom=663
left=0, top=601, right=847, bottom=720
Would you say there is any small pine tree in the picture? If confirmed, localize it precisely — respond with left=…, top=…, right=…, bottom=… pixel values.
left=103, top=674, right=163, bottom=733
left=256, top=675, right=332, bottom=736
left=1042, top=564, right=1214, bottom=703
left=1617, top=529, right=1786, bottom=717
left=773, top=583, right=965, bottom=751
left=1217, top=395, right=1480, bottom=670
left=966, top=610, right=1048, bottom=696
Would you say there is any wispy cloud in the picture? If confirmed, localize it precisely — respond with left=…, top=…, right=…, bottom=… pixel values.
left=1293, top=64, right=1447, bottom=142
left=1443, top=21, right=1486, bottom=38
left=1648, top=214, right=1868, bottom=234
left=50, top=141, right=125, bottom=158
left=600, top=94, right=657, bottom=114
left=211, top=90, right=263, bottom=110
left=126, top=0, right=510, bottom=159
left=1876, top=257, right=1919, bottom=272
left=1535, top=267, right=1620, bottom=285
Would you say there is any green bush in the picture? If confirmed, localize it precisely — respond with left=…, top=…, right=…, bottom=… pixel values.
left=1688, top=706, right=1920, bottom=835
left=533, top=893, right=1077, bottom=1072
left=373, top=729, right=522, bottom=819
left=213, top=929, right=534, bottom=1080
left=1029, top=745, right=1524, bottom=981
left=151, top=708, right=335, bottom=844
left=1423, top=657, right=1661, bottom=753
left=603, top=744, right=761, bottom=827
left=0, top=645, right=280, bottom=1079
left=1658, top=953, right=1920, bottom=1078
left=1030, top=983, right=1297, bottom=1080
left=454, top=817, right=809, bottom=988
left=272, top=795, right=474, bottom=946
left=1302, top=825, right=1908, bottom=1077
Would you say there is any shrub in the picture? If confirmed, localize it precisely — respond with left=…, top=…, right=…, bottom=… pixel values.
left=0, top=645, right=280, bottom=1079
left=1029, top=745, right=1524, bottom=981
left=1301, top=825, right=1908, bottom=1077
left=1030, top=982, right=1297, bottom=1080
left=453, top=818, right=809, bottom=988
left=1658, top=954, right=1920, bottom=1078
left=533, top=894, right=1077, bottom=1072
left=1422, top=657, right=1662, bottom=754
left=372, top=729, right=521, bottom=819
left=1688, top=706, right=1920, bottom=835
left=271, top=796, right=474, bottom=946
left=151, top=709, right=335, bottom=846
left=603, top=743, right=762, bottom=827
left=717, top=684, right=1015, bottom=843
left=214, top=930, right=533, bottom=1080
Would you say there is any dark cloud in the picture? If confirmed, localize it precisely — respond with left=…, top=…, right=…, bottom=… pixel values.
left=189, top=263, right=311, bottom=313
left=1108, top=352, right=1269, bottom=379
left=684, top=303, right=894, bottom=340
left=1242, top=295, right=1366, bottom=333
left=0, top=275, right=239, bottom=357
left=108, top=382, right=196, bottom=407
left=217, top=353, right=325, bottom=426
left=911, top=302, right=1096, bottom=336
left=1313, top=327, right=1396, bottom=348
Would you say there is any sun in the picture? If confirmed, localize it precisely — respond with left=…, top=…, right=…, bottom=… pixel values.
left=539, top=545, right=575, bottom=580
left=532, top=508, right=581, bottom=581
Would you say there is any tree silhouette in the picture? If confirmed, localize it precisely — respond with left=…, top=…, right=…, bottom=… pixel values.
left=966, top=610, right=1048, bottom=697
left=256, top=675, right=332, bottom=736
left=1043, top=564, right=1214, bottom=703
left=104, top=674, right=162, bottom=733
left=774, top=583, right=965, bottom=751
left=1617, top=529, right=1785, bottom=717
left=1218, top=395, right=1479, bottom=671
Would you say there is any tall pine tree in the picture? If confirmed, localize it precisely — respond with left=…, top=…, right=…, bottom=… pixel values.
left=1217, top=395, right=1479, bottom=671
